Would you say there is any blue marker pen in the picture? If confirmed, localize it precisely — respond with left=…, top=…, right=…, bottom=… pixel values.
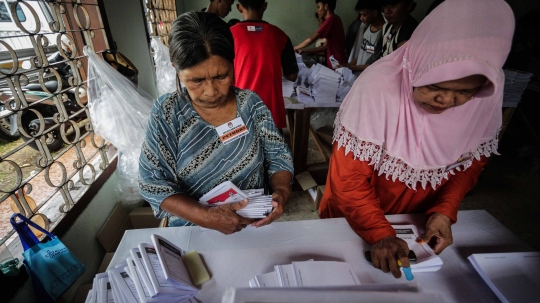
left=397, top=260, right=414, bottom=281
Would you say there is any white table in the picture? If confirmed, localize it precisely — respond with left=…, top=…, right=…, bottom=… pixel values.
left=109, top=210, right=531, bottom=303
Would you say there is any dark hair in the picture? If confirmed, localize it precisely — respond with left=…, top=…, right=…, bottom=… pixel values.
left=169, top=12, right=235, bottom=70
left=355, top=0, right=381, bottom=12
left=238, top=0, right=265, bottom=10
left=228, top=18, right=241, bottom=26
left=316, top=0, right=337, bottom=12
left=380, top=0, right=416, bottom=12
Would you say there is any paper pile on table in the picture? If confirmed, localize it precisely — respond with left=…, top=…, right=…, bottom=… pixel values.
left=282, top=78, right=295, bottom=98
left=393, top=225, right=443, bottom=272
left=309, top=64, right=340, bottom=103
left=199, top=181, right=273, bottom=219
left=335, top=67, right=356, bottom=102
left=249, top=260, right=361, bottom=288
left=469, top=252, right=540, bottom=303
left=85, top=235, right=198, bottom=303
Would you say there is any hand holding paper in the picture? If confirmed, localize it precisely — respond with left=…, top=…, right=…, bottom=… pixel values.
left=421, top=212, right=453, bottom=255
left=251, top=188, right=287, bottom=228
left=205, top=199, right=254, bottom=235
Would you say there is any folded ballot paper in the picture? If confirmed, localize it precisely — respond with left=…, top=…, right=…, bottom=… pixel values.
left=393, top=225, right=443, bottom=272
left=249, top=260, right=361, bottom=288
left=85, top=235, right=203, bottom=303
left=310, top=64, right=341, bottom=103
left=199, top=181, right=273, bottom=219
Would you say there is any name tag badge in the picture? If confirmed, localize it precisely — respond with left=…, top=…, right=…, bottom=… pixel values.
left=445, top=156, right=472, bottom=171
left=247, top=26, right=263, bottom=32
left=216, top=117, right=249, bottom=145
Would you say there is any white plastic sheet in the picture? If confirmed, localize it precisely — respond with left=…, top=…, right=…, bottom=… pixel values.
left=151, top=37, right=177, bottom=97
left=85, top=46, right=154, bottom=204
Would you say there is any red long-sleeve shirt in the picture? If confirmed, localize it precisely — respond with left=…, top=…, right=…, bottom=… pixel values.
left=319, top=143, right=488, bottom=244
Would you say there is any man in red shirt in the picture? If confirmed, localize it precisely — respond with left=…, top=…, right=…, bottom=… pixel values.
left=294, top=0, right=347, bottom=68
left=231, top=0, right=299, bottom=129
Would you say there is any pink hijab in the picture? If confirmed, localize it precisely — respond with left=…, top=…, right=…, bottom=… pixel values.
left=335, top=0, right=515, bottom=190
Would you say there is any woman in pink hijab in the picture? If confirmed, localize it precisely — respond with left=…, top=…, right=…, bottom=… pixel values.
left=319, top=0, right=514, bottom=278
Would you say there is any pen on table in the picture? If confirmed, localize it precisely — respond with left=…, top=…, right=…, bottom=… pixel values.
left=397, top=260, right=414, bottom=281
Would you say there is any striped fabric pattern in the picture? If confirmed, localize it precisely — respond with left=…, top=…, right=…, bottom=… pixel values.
left=139, top=88, right=293, bottom=226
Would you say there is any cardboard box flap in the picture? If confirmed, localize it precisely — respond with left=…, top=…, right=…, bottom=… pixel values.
left=295, top=171, right=317, bottom=191
left=97, top=203, right=133, bottom=252
left=129, top=207, right=161, bottom=229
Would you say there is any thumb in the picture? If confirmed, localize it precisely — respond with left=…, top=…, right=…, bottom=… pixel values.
left=421, top=227, right=438, bottom=243
left=227, top=199, right=249, bottom=211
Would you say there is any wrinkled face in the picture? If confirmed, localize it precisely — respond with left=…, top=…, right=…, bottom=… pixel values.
left=412, top=74, right=487, bottom=114
left=359, top=9, right=376, bottom=25
left=382, top=1, right=408, bottom=25
left=316, top=2, right=328, bottom=19
left=178, top=55, right=234, bottom=108
left=217, top=0, right=234, bottom=18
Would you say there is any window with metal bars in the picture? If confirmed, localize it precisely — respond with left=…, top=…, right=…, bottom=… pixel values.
left=145, top=0, right=177, bottom=46
left=0, top=0, right=113, bottom=260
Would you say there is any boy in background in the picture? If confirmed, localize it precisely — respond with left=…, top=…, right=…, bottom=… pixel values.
left=294, top=0, right=346, bottom=68
left=380, top=0, right=418, bottom=56
left=230, top=0, right=299, bottom=129
left=344, top=0, right=385, bottom=75
left=205, top=0, right=235, bottom=18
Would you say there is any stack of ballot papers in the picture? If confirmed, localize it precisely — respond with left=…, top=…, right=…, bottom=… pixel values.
left=309, top=64, right=341, bottom=103
left=282, top=77, right=295, bottom=98
left=335, top=67, right=356, bottom=102
left=393, top=225, right=443, bottom=272
left=249, top=260, right=361, bottom=288
left=468, top=252, right=540, bottom=303
left=199, top=181, right=273, bottom=218
left=85, top=235, right=199, bottom=303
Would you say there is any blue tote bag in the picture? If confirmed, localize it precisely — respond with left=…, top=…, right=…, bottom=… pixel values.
left=10, top=213, right=86, bottom=301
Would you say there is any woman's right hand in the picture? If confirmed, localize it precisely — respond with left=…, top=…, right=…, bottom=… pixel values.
left=205, top=199, right=255, bottom=235
left=370, top=236, right=411, bottom=278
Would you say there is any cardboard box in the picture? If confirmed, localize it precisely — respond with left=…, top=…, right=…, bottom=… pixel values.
left=96, top=203, right=163, bottom=253
left=98, top=252, right=115, bottom=273
left=73, top=283, right=93, bottom=303
left=295, top=171, right=325, bottom=210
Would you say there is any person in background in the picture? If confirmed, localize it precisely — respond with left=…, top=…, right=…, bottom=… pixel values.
left=139, top=12, right=293, bottom=233
left=343, top=0, right=385, bottom=75
left=345, top=7, right=365, bottom=58
left=227, top=18, right=241, bottom=26
left=380, top=0, right=418, bottom=57
left=320, top=0, right=513, bottom=278
left=231, top=0, right=299, bottom=130
left=294, top=0, right=346, bottom=68
left=206, top=0, right=235, bottom=18
left=311, top=12, right=328, bottom=64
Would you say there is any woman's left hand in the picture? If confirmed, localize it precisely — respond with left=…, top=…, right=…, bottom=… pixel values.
left=252, top=187, right=288, bottom=228
left=421, top=212, right=453, bottom=254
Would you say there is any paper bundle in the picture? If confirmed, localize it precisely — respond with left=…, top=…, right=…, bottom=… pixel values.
left=309, top=64, right=340, bottom=103
left=393, top=225, right=443, bottom=272
left=199, top=181, right=273, bottom=219
left=85, top=235, right=199, bottom=303
left=249, top=260, right=361, bottom=288
left=282, top=77, right=295, bottom=98
left=335, top=67, right=356, bottom=102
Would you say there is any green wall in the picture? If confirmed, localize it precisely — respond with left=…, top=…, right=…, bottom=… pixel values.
left=177, top=0, right=434, bottom=46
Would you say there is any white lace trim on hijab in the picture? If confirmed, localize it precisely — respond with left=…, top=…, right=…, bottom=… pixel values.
left=333, top=112, right=499, bottom=190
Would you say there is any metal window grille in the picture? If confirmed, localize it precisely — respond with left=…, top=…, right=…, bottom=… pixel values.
left=145, top=0, right=176, bottom=46
left=0, top=0, right=113, bottom=257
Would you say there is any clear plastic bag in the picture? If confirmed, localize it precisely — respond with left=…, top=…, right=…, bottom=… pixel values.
left=85, top=46, right=154, bottom=205
left=151, top=37, right=177, bottom=97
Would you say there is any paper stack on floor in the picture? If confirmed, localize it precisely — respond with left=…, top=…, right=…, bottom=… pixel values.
left=309, top=64, right=340, bottom=103
left=393, top=225, right=443, bottom=272
left=199, top=181, right=273, bottom=219
left=85, top=235, right=199, bottom=303
left=249, top=260, right=361, bottom=288
left=469, top=252, right=540, bottom=303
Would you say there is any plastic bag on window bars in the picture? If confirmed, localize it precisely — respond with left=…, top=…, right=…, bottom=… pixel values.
left=151, top=36, right=176, bottom=97
left=85, top=46, right=154, bottom=205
